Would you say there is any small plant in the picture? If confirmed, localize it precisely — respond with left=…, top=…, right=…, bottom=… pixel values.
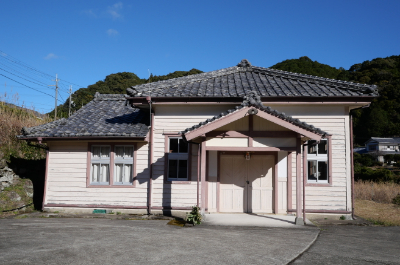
left=392, top=193, right=400, bottom=206
left=340, top=215, right=346, bottom=220
left=53, top=211, right=59, bottom=213
left=116, top=212, right=122, bottom=215
left=186, top=206, right=202, bottom=225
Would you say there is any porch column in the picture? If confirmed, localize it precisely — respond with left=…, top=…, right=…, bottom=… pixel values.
left=295, top=136, right=304, bottom=225
left=201, top=141, right=206, bottom=214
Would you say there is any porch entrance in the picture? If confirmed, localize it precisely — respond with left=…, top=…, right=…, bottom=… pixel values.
left=219, top=154, right=274, bottom=213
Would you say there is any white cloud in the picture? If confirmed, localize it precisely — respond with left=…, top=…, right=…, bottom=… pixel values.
left=107, top=29, right=119, bottom=36
left=44, top=53, right=58, bottom=60
left=107, top=2, right=123, bottom=19
left=83, top=9, right=96, bottom=18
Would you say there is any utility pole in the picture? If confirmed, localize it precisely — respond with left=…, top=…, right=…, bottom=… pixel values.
left=68, top=85, right=72, bottom=117
left=49, top=74, right=59, bottom=120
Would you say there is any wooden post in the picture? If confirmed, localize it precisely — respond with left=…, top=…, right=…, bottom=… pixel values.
left=295, top=136, right=304, bottom=225
left=201, top=141, right=207, bottom=213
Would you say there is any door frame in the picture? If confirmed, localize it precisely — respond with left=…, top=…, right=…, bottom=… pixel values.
left=217, top=151, right=278, bottom=213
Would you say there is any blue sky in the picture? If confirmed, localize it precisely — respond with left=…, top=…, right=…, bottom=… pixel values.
left=1, top=0, right=399, bottom=113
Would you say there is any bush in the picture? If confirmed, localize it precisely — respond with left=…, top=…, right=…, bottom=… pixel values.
left=186, top=206, right=202, bottom=225
left=355, top=166, right=400, bottom=183
left=354, top=153, right=377, bottom=167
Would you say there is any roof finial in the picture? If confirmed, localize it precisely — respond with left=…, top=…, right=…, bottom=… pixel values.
left=237, top=59, right=251, bottom=67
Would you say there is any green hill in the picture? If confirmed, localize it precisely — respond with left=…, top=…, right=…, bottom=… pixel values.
left=49, top=69, right=203, bottom=118
left=48, top=56, right=400, bottom=145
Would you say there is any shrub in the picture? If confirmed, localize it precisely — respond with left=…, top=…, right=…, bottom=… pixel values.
left=186, top=206, right=202, bottom=225
left=354, top=153, right=375, bottom=167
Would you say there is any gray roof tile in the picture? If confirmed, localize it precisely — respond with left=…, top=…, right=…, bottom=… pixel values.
left=19, top=93, right=149, bottom=138
left=127, top=59, right=378, bottom=98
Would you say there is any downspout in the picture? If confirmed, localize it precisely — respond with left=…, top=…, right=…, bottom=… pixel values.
left=302, top=143, right=306, bottom=223
left=146, top=96, right=154, bottom=215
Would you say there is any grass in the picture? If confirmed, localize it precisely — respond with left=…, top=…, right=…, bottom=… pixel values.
left=354, top=181, right=400, bottom=226
left=354, top=180, right=400, bottom=204
left=355, top=199, right=400, bottom=226
left=0, top=96, right=51, bottom=161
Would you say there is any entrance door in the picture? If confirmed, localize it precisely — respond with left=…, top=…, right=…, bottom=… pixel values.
left=219, top=154, right=274, bottom=213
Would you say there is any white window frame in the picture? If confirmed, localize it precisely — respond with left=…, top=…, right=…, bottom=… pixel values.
left=167, top=137, right=189, bottom=181
left=91, top=145, right=111, bottom=185
left=307, top=139, right=329, bottom=184
left=113, top=145, right=134, bottom=185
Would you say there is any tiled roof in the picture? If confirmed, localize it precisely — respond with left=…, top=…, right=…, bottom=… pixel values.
left=181, top=92, right=329, bottom=137
left=18, top=93, right=149, bottom=138
left=369, top=137, right=400, bottom=144
left=127, top=59, right=378, bottom=98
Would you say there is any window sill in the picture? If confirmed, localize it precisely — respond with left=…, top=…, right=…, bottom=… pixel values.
left=305, top=183, right=331, bottom=187
left=87, top=184, right=136, bottom=188
left=165, top=180, right=192, bottom=184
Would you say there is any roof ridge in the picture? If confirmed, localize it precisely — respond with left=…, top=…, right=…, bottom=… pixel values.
left=126, top=60, right=378, bottom=97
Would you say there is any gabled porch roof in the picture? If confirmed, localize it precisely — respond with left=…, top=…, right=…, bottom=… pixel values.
left=182, top=92, right=328, bottom=142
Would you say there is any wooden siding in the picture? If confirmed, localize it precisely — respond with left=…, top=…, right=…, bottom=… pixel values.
left=206, top=137, right=248, bottom=147
left=253, top=115, right=290, bottom=131
left=253, top=137, right=296, bottom=148
left=289, top=115, right=349, bottom=211
left=45, top=141, right=149, bottom=207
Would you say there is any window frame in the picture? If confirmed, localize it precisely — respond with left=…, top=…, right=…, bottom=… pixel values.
left=87, top=142, right=137, bottom=188
left=164, top=135, right=191, bottom=183
left=305, top=136, right=332, bottom=186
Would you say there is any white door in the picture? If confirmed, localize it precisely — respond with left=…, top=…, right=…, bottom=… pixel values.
left=219, top=154, right=274, bottom=213
left=247, top=156, right=274, bottom=213
left=219, top=155, right=247, bottom=212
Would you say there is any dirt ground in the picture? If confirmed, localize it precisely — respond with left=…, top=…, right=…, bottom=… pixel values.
left=355, top=199, right=400, bottom=226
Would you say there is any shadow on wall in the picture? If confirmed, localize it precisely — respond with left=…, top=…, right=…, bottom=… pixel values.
left=135, top=143, right=174, bottom=216
left=8, top=156, right=46, bottom=210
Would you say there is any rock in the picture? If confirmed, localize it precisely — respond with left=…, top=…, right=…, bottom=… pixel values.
left=0, top=166, right=19, bottom=191
left=0, top=159, right=7, bottom=169
left=9, top=191, right=21, bottom=201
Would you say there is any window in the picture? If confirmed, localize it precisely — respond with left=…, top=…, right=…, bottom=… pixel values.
left=167, top=137, right=188, bottom=180
left=114, top=145, right=134, bottom=185
left=307, top=139, right=328, bottom=183
left=91, top=145, right=111, bottom=185
left=89, top=144, right=135, bottom=187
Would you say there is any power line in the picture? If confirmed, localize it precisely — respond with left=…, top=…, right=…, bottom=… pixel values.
left=0, top=73, right=61, bottom=102
left=0, top=66, right=52, bottom=89
left=0, top=49, right=85, bottom=88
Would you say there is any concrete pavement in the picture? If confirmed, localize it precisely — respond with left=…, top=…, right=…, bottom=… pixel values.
left=291, top=225, right=400, bottom=264
left=203, top=213, right=313, bottom=227
left=0, top=218, right=318, bottom=265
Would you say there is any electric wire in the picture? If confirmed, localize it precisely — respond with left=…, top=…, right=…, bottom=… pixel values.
left=0, top=73, right=62, bottom=103
left=0, top=50, right=84, bottom=88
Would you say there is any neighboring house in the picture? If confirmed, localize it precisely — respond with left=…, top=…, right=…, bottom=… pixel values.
left=18, top=59, right=378, bottom=224
left=365, top=137, right=400, bottom=163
